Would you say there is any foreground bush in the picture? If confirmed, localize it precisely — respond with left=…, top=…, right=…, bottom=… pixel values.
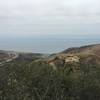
left=0, top=60, right=100, bottom=100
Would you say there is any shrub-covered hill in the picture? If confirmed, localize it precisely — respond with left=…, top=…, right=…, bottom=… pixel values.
left=0, top=59, right=100, bottom=100
left=0, top=44, right=100, bottom=100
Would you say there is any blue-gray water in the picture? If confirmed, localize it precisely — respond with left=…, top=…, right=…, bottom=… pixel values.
left=0, top=34, right=100, bottom=53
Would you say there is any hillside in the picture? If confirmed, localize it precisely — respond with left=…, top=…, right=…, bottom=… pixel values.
left=62, top=44, right=100, bottom=56
left=0, top=44, right=100, bottom=100
left=36, top=44, right=100, bottom=70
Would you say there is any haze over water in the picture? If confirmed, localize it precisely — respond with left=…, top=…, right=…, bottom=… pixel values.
left=0, top=34, right=100, bottom=53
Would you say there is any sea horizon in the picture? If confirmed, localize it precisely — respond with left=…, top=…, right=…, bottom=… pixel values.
left=0, top=34, right=100, bottom=53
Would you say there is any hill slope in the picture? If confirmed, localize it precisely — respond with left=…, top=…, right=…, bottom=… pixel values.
left=37, top=44, right=100, bottom=71
left=0, top=44, right=100, bottom=100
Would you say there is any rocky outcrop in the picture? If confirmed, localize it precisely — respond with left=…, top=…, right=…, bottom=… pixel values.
left=65, top=55, right=80, bottom=63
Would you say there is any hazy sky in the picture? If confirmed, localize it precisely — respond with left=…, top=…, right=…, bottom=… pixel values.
left=0, top=0, right=100, bottom=37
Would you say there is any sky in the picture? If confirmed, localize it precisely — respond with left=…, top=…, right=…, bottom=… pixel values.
left=0, top=0, right=100, bottom=38
left=0, top=0, right=100, bottom=53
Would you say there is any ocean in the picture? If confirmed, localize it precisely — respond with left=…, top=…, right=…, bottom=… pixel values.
left=0, top=34, right=100, bottom=53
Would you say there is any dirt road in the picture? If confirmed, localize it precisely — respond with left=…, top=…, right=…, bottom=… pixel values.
left=0, top=52, right=19, bottom=66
